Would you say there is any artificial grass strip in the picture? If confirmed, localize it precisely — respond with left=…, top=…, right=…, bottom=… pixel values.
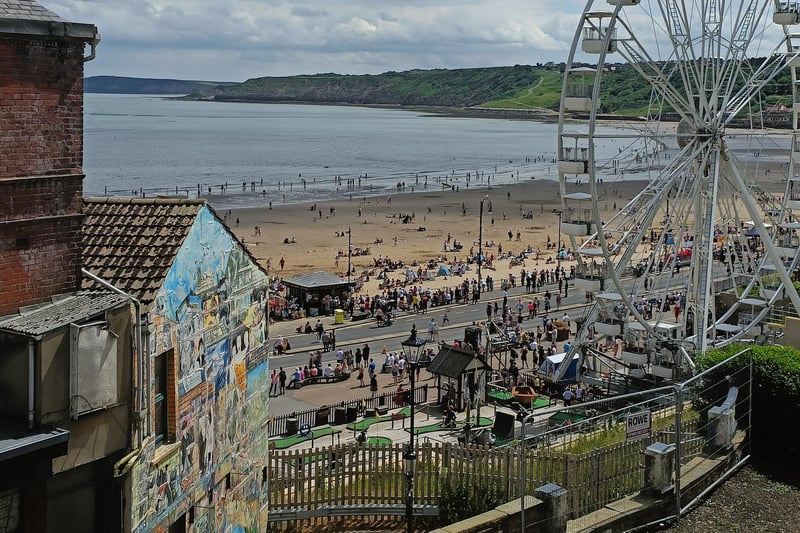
left=551, top=411, right=588, bottom=423
left=346, top=406, right=411, bottom=431
left=409, top=416, right=493, bottom=434
left=488, top=390, right=513, bottom=401
left=270, top=427, right=338, bottom=449
left=532, top=398, right=550, bottom=409
left=367, top=436, right=392, bottom=446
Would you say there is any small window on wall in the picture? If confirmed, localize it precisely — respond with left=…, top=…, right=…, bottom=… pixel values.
left=154, top=349, right=176, bottom=445
left=70, top=322, right=120, bottom=419
left=154, top=353, right=167, bottom=445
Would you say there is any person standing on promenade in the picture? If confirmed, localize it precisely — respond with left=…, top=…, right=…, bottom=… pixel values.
left=278, top=367, right=287, bottom=395
left=363, top=343, right=371, bottom=365
left=370, top=374, right=378, bottom=397
left=269, top=369, right=278, bottom=396
left=442, top=309, right=450, bottom=325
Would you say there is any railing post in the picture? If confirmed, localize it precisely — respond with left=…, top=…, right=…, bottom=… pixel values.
left=673, top=385, right=683, bottom=519
left=534, top=483, right=567, bottom=533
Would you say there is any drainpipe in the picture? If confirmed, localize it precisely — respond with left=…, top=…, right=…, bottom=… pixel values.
left=28, top=339, right=35, bottom=429
left=82, top=268, right=145, bottom=448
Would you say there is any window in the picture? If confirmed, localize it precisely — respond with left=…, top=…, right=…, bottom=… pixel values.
left=153, top=351, right=173, bottom=445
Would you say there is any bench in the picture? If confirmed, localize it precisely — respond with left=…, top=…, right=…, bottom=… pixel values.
left=287, top=372, right=351, bottom=389
left=318, top=503, right=439, bottom=518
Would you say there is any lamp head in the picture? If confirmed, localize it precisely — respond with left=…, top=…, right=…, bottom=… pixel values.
left=403, top=447, right=417, bottom=475
left=401, top=337, right=427, bottom=365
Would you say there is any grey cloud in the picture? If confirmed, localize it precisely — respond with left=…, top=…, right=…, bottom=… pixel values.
left=46, top=0, right=589, bottom=80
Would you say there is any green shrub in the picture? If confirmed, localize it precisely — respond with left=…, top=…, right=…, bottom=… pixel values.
left=696, top=344, right=800, bottom=457
left=437, top=475, right=504, bottom=526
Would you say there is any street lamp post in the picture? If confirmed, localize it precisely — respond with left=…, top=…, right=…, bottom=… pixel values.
left=401, top=336, right=427, bottom=533
left=347, top=227, right=352, bottom=286
left=477, top=195, right=492, bottom=300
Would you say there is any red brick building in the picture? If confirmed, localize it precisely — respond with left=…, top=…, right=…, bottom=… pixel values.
left=0, top=3, right=123, bottom=533
left=0, top=0, right=99, bottom=317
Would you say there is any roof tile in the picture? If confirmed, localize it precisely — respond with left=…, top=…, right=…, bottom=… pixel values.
left=81, top=197, right=206, bottom=308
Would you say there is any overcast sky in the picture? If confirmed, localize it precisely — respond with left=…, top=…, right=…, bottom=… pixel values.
left=47, top=0, right=590, bottom=81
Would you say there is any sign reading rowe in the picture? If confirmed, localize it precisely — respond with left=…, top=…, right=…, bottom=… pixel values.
left=625, top=410, right=652, bottom=440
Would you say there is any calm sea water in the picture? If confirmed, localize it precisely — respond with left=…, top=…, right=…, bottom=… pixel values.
left=83, top=94, right=647, bottom=209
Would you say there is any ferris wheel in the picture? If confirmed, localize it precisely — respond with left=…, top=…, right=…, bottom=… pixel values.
left=554, top=0, right=800, bottom=389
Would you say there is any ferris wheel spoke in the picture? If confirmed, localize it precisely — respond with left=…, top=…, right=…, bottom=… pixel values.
left=613, top=34, right=695, bottom=121
left=722, top=143, right=800, bottom=312
left=724, top=49, right=792, bottom=123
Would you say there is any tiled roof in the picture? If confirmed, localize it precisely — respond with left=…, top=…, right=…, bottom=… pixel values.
left=0, top=291, right=130, bottom=337
left=0, top=0, right=64, bottom=22
left=81, top=198, right=206, bottom=308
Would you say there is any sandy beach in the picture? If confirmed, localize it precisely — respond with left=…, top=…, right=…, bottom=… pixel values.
left=219, top=148, right=789, bottom=300
left=221, top=179, right=649, bottom=295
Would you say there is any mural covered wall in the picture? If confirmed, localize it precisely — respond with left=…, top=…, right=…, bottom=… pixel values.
left=131, top=207, right=269, bottom=532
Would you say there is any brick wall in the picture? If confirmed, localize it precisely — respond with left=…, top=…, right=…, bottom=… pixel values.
left=0, top=35, right=87, bottom=315
left=0, top=38, right=86, bottom=177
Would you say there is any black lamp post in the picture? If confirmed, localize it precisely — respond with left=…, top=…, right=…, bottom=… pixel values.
left=477, top=195, right=492, bottom=300
left=347, top=227, right=352, bottom=286
left=401, top=336, right=427, bottom=533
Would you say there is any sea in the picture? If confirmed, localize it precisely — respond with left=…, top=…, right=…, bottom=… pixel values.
left=83, top=94, right=656, bottom=210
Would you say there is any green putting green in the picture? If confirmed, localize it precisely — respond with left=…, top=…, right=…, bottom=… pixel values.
left=550, top=411, right=588, bottom=424
left=270, top=427, right=339, bottom=450
left=346, top=407, right=411, bottom=431
left=410, top=416, right=493, bottom=434
left=488, top=390, right=513, bottom=402
left=489, top=393, right=551, bottom=410
left=287, top=436, right=393, bottom=465
left=532, top=397, right=550, bottom=409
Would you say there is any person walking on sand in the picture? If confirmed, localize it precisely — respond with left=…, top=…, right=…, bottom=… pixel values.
left=279, top=256, right=285, bottom=271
